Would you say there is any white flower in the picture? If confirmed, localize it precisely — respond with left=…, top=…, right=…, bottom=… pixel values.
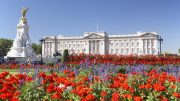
left=58, top=83, right=65, bottom=88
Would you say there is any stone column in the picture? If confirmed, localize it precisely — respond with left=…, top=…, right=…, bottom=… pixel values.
left=89, top=41, right=92, bottom=54
left=143, top=39, right=146, bottom=55
left=91, top=40, right=94, bottom=54
left=89, top=41, right=91, bottom=54
left=149, top=39, right=152, bottom=54
left=142, top=39, right=144, bottom=55
left=88, top=41, right=90, bottom=54
left=92, top=40, right=94, bottom=54
left=75, top=41, right=77, bottom=53
left=95, top=40, right=97, bottom=54
left=154, top=39, right=158, bottom=55
left=94, top=40, right=95, bottom=54
left=46, top=42, right=48, bottom=57
left=145, top=39, right=147, bottom=54
left=52, top=42, right=55, bottom=56
left=45, top=42, right=48, bottom=57
left=86, top=40, right=89, bottom=54
left=50, top=42, right=51, bottom=57
left=97, top=40, right=99, bottom=54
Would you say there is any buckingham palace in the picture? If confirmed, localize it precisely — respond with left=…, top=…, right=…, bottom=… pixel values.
left=42, top=31, right=159, bottom=58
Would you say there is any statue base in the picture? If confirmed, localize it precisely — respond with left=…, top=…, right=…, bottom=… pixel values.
left=5, top=47, right=37, bottom=63
left=6, top=47, right=35, bottom=57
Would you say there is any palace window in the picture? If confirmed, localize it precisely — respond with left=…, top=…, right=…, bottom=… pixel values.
left=121, top=49, right=124, bottom=54
left=78, top=44, right=80, bottom=48
left=116, top=43, right=118, bottom=47
left=137, top=42, right=139, bottom=47
left=111, top=49, right=113, bottom=54
left=116, top=49, right=119, bottom=54
left=137, top=48, right=139, bottom=54
left=126, top=43, right=129, bottom=47
left=132, top=48, right=134, bottom=54
left=152, top=48, right=155, bottom=54
left=126, top=48, right=129, bottom=54
left=111, top=43, right=113, bottom=47
left=132, top=43, right=134, bottom=47
left=121, top=43, right=123, bottom=47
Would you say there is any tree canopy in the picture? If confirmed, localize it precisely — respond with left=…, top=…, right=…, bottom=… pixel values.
left=0, top=38, right=13, bottom=57
left=32, top=43, right=41, bottom=55
left=0, top=38, right=42, bottom=57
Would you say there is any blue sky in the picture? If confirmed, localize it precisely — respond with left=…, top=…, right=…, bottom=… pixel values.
left=0, top=0, right=180, bottom=53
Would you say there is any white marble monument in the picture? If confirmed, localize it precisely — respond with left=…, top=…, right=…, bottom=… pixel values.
left=6, top=8, right=36, bottom=59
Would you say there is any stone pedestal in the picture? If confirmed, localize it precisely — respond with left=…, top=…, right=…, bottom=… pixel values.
left=6, top=47, right=36, bottom=58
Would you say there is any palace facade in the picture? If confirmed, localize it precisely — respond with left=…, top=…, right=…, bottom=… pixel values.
left=42, top=31, right=159, bottom=58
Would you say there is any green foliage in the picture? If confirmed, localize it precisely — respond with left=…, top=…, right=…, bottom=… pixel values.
left=178, top=48, right=180, bottom=54
left=117, top=67, right=126, bottom=74
left=0, top=38, right=13, bottom=57
left=19, top=82, right=46, bottom=101
left=78, top=68, right=91, bottom=76
left=46, top=62, right=54, bottom=67
left=61, top=49, right=70, bottom=63
left=32, top=43, right=41, bottom=55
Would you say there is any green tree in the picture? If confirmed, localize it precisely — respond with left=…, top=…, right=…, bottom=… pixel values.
left=61, top=49, right=70, bottom=63
left=179, top=48, right=180, bottom=54
left=32, top=43, right=41, bottom=55
left=0, top=38, right=13, bottom=57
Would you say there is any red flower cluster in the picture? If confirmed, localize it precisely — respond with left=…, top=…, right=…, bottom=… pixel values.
left=69, top=54, right=180, bottom=65
left=38, top=70, right=97, bottom=100
left=0, top=68, right=179, bottom=100
left=108, top=70, right=179, bottom=100
left=0, top=71, right=32, bottom=101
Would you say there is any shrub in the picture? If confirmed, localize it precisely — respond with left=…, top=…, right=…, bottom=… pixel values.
left=19, top=82, right=46, bottom=101
left=61, top=49, right=70, bottom=63
left=46, top=62, right=54, bottom=67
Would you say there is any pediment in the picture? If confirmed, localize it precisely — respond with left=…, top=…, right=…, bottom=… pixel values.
left=83, top=33, right=104, bottom=39
left=140, top=33, right=158, bottom=37
left=43, top=37, right=55, bottom=41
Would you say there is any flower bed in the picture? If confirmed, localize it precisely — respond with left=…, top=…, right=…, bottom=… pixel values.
left=0, top=69, right=179, bottom=101
left=0, top=55, right=180, bottom=100
left=69, top=54, right=180, bottom=65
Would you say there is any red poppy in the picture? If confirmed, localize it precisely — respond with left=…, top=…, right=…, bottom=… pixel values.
left=111, top=92, right=120, bottom=101
left=100, top=91, right=107, bottom=97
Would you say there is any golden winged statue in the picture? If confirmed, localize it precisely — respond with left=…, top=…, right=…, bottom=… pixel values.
left=21, top=8, right=28, bottom=17
left=21, top=8, right=29, bottom=24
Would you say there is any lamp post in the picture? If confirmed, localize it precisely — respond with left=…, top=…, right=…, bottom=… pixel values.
left=158, top=36, right=163, bottom=55
left=39, top=38, right=45, bottom=63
